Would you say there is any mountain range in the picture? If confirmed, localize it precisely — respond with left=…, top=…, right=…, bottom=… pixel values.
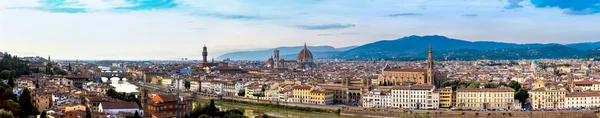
left=217, top=45, right=357, bottom=60
left=218, top=35, right=600, bottom=61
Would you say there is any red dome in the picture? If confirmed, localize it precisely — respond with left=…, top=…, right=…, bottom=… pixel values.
left=297, top=44, right=313, bottom=61
left=267, top=57, right=274, bottom=64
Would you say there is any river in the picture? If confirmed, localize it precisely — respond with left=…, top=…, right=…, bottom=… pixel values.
left=101, top=77, right=139, bottom=93
left=195, top=98, right=369, bottom=118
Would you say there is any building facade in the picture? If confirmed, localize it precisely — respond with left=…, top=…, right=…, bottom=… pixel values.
left=389, top=85, right=439, bottom=110
left=456, top=87, right=515, bottom=110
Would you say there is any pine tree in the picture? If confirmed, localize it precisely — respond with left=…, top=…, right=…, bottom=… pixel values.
left=18, top=89, right=39, bottom=117
left=40, top=111, right=47, bottom=118
left=133, top=111, right=140, bottom=118
left=7, top=78, right=14, bottom=87
left=86, top=107, right=92, bottom=118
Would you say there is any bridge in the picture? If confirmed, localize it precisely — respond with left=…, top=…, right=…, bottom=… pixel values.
left=99, top=70, right=132, bottom=81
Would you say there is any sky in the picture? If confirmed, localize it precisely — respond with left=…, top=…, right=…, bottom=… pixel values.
left=1, top=0, right=600, bottom=60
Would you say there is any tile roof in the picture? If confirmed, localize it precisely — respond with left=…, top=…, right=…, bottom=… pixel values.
left=456, top=87, right=514, bottom=92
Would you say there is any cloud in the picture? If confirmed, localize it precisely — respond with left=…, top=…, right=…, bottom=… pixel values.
left=202, top=13, right=266, bottom=20
left=7, top=0, right=87, bottom=13
left=462, top=14, right=478, bottom=17
left=291, top=23, right=356, bottom=30
left=530, top=0, right=600, bottom=15
left=504, top=0, right=524, bottom=10
left=317, top=33, right=359, bottom=36
left=114, top=0, right=180, bottom=11
left=7, top=0, right=180, bottom=13
left=385, top=13, right=422, bottom=17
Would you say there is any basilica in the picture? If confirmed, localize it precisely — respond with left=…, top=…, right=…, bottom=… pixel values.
left=267, top=43, right=315, bottom=69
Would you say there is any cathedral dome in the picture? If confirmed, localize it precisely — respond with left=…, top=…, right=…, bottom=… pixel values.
left=267, top=57, right=274, bottom=64
left=297, top=44, right=313, bottom=62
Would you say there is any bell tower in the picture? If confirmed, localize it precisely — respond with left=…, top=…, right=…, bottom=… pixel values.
left=427, top=46, right=435, bottom=86
left=202, top=45, right=208, bottom=63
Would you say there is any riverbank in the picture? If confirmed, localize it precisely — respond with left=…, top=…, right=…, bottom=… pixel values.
left=195, top=97, right=367, bottom=118
left=196, top=95, right=600, bottom=118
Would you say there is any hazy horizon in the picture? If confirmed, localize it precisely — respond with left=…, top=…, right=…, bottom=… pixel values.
left=2, top=0, right=600, bottom=60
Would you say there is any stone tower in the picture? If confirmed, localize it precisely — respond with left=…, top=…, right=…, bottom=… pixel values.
left=202, top=45, right=208, bottom=63
left=274, top=49, right=280, bottom=68
left=427, top=46, right=435, bottom=86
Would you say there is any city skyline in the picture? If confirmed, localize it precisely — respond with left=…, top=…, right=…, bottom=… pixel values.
left=2, top=0, right=600, bottom=60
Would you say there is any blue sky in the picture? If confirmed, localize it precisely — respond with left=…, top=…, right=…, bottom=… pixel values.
left=1, top=0, right=600, bottom=60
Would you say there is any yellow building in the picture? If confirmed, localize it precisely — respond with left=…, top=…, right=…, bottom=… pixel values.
left=244, top=84, right=264, bottom=99
left=309, top=90, right=334, bottom=105
left=319, top=78, right=370, bottom=104
left=64, top=104, right=86, bottom=112
left=530, top=80, right=567, bottom=109
left=456, top=87, right=515, bottom=110
left=292, top=85, right=312, bottom=103
left=439, top=87, right=455, bottom=108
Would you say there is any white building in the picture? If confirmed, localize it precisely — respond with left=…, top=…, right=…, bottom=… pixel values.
left=389, top=85, right=439, bottom=110
left=362, top=89, right=387, bottom=108
left=565, top=92, right=600, bottom=108
left=98, top=102, right=143, bottom=115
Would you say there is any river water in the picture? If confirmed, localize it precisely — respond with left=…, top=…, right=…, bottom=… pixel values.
left=196, top=98, right=368, bottom=118
left=101, top=77, right=139, bottom=93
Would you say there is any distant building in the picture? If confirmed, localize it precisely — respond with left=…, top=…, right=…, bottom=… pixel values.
left=378, top=46, right=445, bottom=87
left=146, top=94, right=192, bottom=118
left=198, top=45, right=219, bottom=68
left=266, top=43, right=315, bottom=69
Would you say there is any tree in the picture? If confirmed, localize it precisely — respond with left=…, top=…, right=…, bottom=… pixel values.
left=0, top=70, right=12, bottom=79
left=508, top=80, right=521, bottom=92
left=86, top=107, right=91, bottom=118
left=6, top=99, right=19, bottom=110
left=468, top=82, right=480, bottom=88
left=237, top=90, right=245, bottom=96
left=133, top=111, right=141, bottom=118
left=40, top=111, right=47, bottom=118
left=515, top=89, right=529, bottom=106
left=223, top=109, right=246, bottom=118
left=2, top=89, right=16, bottom=101
left=7, top=78, right=14, bottom=87
left=198, top=114, right=211, bottom=118
left=18, top=88, right=39, bottom=117
left=206, top=99, right=219, bottom=116
left=484, top=82, right=499, bottom=88
left=0, top=109, right=14, bottom=118
left=184, top=80, right=191, bottom=91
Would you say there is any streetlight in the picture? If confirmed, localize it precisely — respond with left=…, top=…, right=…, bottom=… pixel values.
left=176, top=58, right=187, bottom=118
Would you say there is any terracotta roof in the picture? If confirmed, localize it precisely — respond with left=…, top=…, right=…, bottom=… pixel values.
left=310, top=90, right=331, bottom=94
left=297, top=44, right=313, bottom=61
left=566, top=92, right=600, bottom=97
left=101, top=102, right=139, bottom=109
left=153, top=113, right=176, bottom=118
left=410, top=84, right=434, bottom=89
left=391, top=86, right=410, bottom=90
left=156, top=94, right=179, bottom=102
left=383, top=68, right=427, bottom=72
left=293, top=85, right=312, bottom=90
left=456, top=87, right=514, bottom=92
left=573, top=79, right=600, bottom=85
